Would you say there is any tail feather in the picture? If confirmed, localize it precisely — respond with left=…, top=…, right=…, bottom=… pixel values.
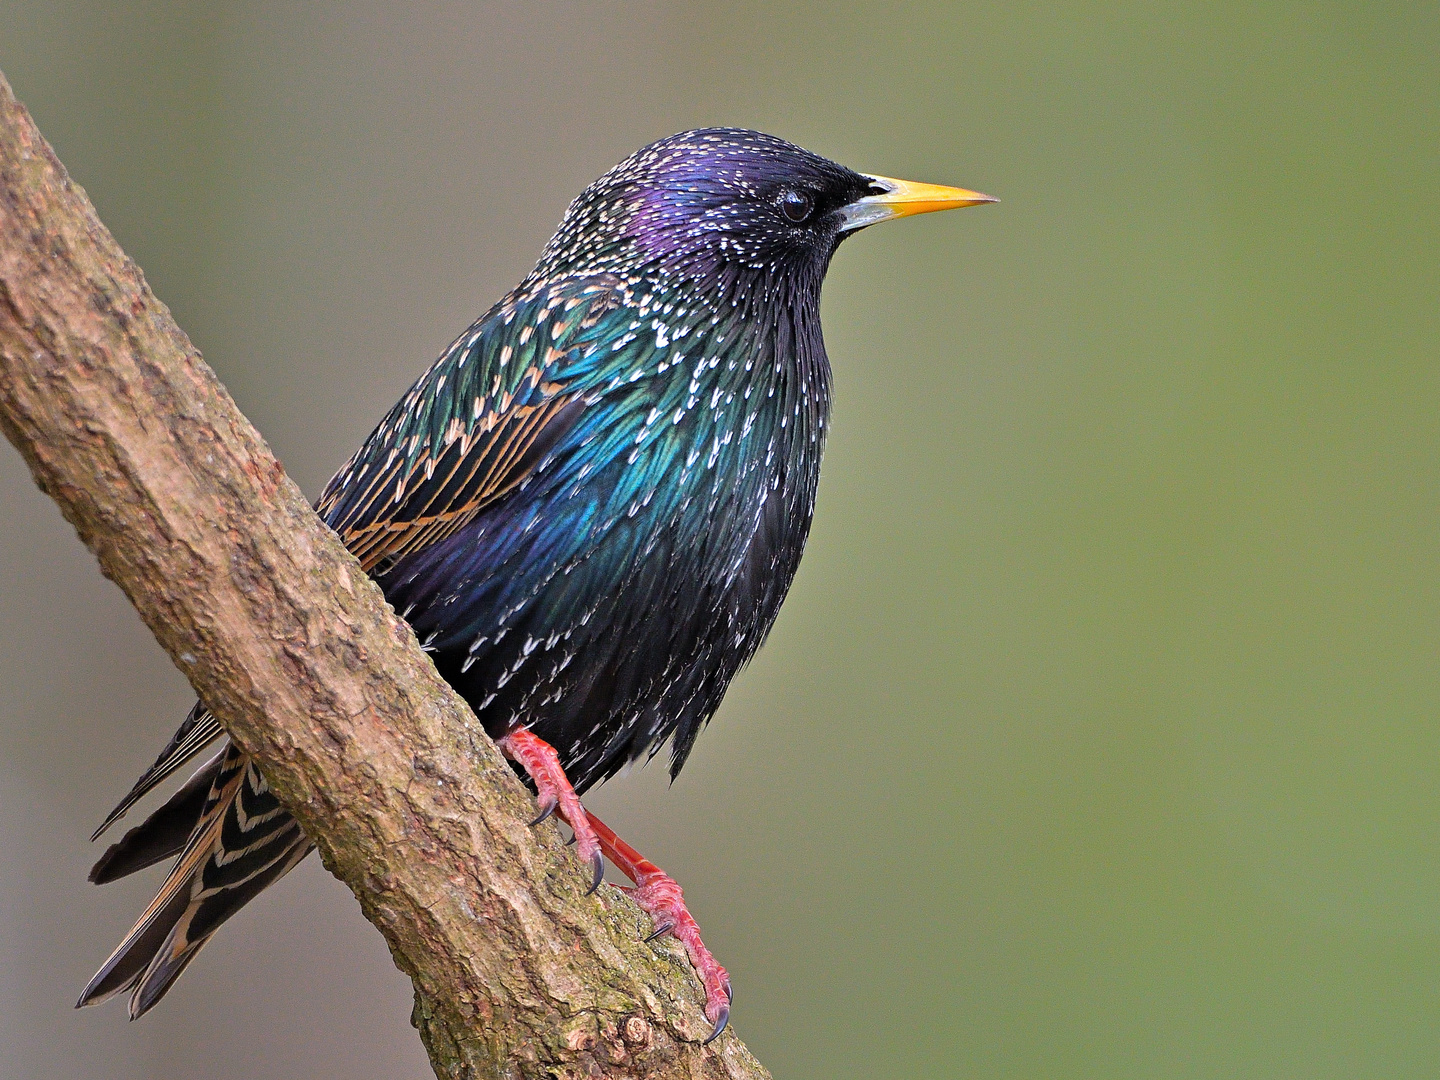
left=89, top=751, right=225, bottom=884
left=73, top=879, right=193, bottom=1007
left=128, top=827, right=311, bottom=1019
left=91, top=701, right=226, bottom=842
left=78, top=742, right=313, bottom=1017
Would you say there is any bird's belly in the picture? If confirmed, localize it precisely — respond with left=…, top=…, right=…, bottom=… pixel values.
left=385, top=432, right=815, bottom=792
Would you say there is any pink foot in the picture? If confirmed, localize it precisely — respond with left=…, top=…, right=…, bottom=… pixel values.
left=496, top=729, right=603, bottom=894
left=586, top=810, right=732, bottom=1044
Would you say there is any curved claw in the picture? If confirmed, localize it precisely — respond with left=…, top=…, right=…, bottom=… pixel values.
left=725, top=978, right=733, bottom=1003
left=529, top=799, right=558, bottom=826
left=644, top=922, right=673, bottom=943
left=585, top=850, right=605, bottom=895
left=703, top=1004, right=729, bottom=1046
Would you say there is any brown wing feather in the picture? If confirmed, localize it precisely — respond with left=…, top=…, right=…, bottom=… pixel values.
left=321, top=390, right=582, bottom=574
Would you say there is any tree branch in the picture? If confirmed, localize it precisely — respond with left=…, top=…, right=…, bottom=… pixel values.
left=0, top=68, right=770, bottom=1080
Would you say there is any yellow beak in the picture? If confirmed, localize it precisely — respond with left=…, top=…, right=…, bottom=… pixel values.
left=839, top=174, right=997, bottom=232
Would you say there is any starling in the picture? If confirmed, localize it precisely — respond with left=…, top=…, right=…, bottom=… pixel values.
left=76, top=129, right=994, bottom=1040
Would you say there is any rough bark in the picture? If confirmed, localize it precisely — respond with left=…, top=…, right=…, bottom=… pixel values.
left=0, top=68, right=770, bottom=1080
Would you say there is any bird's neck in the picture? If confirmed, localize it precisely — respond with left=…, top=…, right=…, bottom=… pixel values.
left=675, top=261, right=832, bottom=463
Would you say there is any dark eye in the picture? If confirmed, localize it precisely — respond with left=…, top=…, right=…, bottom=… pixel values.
left=778, top=189, right=814, bottom=223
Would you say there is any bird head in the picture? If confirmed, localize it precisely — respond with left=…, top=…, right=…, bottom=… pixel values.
left=534, top=128, right=994, bottom=296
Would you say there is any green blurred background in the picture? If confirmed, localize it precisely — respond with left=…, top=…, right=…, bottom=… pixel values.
left=1, top=2, right=1437, bottom=1077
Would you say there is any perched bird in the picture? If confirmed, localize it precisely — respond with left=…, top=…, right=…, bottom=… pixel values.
left=77, top=128, right=994, bottom=1040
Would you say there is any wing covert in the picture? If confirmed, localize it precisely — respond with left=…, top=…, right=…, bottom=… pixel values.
left=316, top=279, right=629, bottom=572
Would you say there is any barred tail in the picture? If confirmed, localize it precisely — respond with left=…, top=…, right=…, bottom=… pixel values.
left=77, top=742, right=312, bottom=1018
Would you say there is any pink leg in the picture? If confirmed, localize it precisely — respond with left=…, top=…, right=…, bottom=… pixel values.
left=496, top=729, right=604, bottom=894
left=585, top=809, right=732, bottom=1044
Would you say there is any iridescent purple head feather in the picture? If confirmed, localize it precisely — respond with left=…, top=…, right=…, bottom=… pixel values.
left=532, top=128, right=876, bottom=294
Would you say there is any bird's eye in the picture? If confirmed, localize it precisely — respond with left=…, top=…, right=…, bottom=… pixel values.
left=778, top=189, right=814, bottom=224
